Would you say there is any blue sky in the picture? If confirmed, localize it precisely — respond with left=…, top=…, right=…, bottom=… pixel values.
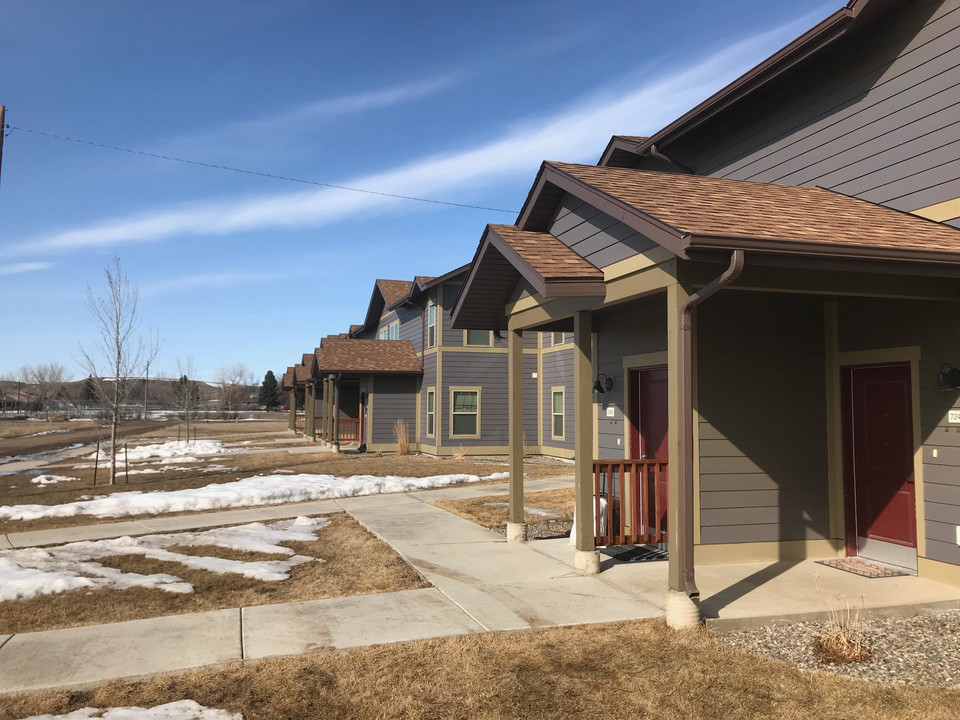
left=0, top=0, right=833, bottom=382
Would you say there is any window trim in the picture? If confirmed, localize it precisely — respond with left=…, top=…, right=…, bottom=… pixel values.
left=389, top=321, right=399, bottom=341
left=551, top=386, right=565, bottom=440
left=378, top=328, right=388, bottom=340
left=427, top=302, right=437, bottom=348
left=426, top=387, right=436, bottom=438
left=463, top=329, right=493, bottom=347
left=551, top=331, right=566, bottom=346
left=449, top=386, right=481, bottom=439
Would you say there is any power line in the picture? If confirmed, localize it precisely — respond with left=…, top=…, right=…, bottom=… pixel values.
left=7, top=124, right=519, bottom=214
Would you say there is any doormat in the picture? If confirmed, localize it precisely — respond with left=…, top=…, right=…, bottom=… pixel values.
left=601, top=545, right=668, bottom=563
left=815, top=558, right=910, bottom=578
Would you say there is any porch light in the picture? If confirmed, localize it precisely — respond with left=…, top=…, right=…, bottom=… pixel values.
left=593, top=373, right=614, bottom=394
left=936, top=363, right=960, bottom=391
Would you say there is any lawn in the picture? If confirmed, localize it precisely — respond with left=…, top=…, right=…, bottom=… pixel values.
left=2, top=621, right=957, bottom=720
left=0, top=420, right=97, bottom=439
left=431, top=487, right=575, bottom=535
left=0, top=426, right=572, bottom=534
left=0, top=512, right=427, bottom=634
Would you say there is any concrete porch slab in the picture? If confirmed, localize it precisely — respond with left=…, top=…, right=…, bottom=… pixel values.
left=7, top=521, right=153, bottom=548
left=0, top=608, right=241, bottom=692
left=241, top=588, right=482, bottom=659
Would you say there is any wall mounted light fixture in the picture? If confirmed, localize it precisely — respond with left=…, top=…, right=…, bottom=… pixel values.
left=592, top=373, right=614, bottom=394
left=937, top=363, right=960, bottom=391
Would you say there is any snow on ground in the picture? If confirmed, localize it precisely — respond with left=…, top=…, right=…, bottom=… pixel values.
left=27, top=429, right=68, bottom=437
left=23, top=699, right=242, bottom=719
left=0, top=516, right=329, bottom=601
left=483, top=502, right=559, bottom=518
left=0, top=471, right=509, bottom=521
left=31, top=474, right=80, bottom=485
left=88, top=440, right=233, bottom=463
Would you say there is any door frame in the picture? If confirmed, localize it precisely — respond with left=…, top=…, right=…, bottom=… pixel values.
left=627, top=364, right=669, bottom=460
left=828, top=345, right=925, bottom=562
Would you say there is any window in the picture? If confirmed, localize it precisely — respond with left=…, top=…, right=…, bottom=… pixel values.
left=465, top=329, right=492, bottom=346
left=389, top=322, right=399, bottom=340
left=426, top=389, right=435, bottom=437
left=552, top=332, right=566, bottom=345
left=378, top=328, right=388, bottom=340
left=552, top=388, right=565, bottom=439
left=450, top=388, right=479, bottom=437
left=427, top=304, right=437, bottom=348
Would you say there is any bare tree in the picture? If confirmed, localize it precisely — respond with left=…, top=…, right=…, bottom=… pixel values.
left=79, top=257, right=160, bottom=485
left=13, top=363, right=69, bottom=414
left=172, top=358, right=201, bottom=440
left=216, top=363, right=254, bottom=414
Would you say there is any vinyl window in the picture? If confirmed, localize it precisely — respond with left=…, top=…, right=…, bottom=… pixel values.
left=426, top=388, right=435, bottom=437
left=450, top=388, right=480, bottom=438
left=465, top=329, right=492, bottom=346
left=378, top=328, right=388, bottom=340
left=389, top=321, right=399, bottom=341
left=552, top=332, right=566, bottom=346
left=551, top=388, right=565, bottom=440
left=427, top=304, right=437, bottom=348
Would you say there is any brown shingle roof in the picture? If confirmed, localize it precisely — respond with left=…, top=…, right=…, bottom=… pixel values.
left=549, top=162, right=960, bottom=260
left=377, top=279, right=414, bottom=309
left=488, top=225, right=604, bottom=280
left=281, top=367, right=295, bottom=390
left=414, top=275, right=436, bottom=287
left=315, top=338, right=422, bottom=374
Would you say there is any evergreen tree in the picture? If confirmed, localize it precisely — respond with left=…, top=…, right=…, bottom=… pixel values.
left=259, top=370, right=282, bottom=409
left=82, top=375, right=98, bottom=402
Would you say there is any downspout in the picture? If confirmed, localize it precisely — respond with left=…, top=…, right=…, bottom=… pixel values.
left=646, top=144, right=694, bottom=174
left=678, top=249, right=744, bottom=598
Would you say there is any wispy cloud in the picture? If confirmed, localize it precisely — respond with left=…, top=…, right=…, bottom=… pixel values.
left=7, top=14, right=815, bottom=259
left=140, top=270, right=285, bottom=297
left=0, top=261, right=52, bottom=276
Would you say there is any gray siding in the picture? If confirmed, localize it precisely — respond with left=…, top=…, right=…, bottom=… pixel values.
left=838, top=297, right=960, bottom=567
left=595, top=295, right=668, bottom=458
left=541, top=349, right=575, bottom=451
left=651, top=0, right=960, bottom=213
left=420, top=352, right=438, bottom=445
left=442, top=283, right=462, bottom=347
left=397, top=303, right=423, bottom=353
left=371, top=375, right=417, bottom=445
left=442, top=352, right=508, bottom=447
left=548, top=194, right=659, bottom=268
left=697, top=293, right=830, bottom=545
left=524, top=352, right=538, bottom=447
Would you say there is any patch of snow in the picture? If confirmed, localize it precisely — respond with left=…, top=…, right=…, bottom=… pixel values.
left=483, top=502, right=560, bottom=518
left=31, top=474, right=80, bottom=485
left=22, top=699, right=243, bottom=719
left=0, top=472, right=511, bottom=521
left=27, top=429, right=68, bottom=437
left=88, top=440, right=232, bottom=463
left=0, top=516, right=329, bottom=601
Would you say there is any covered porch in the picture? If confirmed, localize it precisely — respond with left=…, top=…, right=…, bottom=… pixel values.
left=452, top=162, right=960, bottom=626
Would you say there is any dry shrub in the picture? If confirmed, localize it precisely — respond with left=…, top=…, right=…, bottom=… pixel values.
left=393, top=419, right=410, bottom=455
left=452, top=445, right=468, bottom=461
left=812, top=575, right=872, bottom=665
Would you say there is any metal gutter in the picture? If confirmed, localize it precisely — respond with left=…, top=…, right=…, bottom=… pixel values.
left=677, top=249, right=745, bottom=598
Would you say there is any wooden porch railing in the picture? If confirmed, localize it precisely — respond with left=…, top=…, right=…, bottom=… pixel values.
left=594, top=459, right=668, bottom=546
left=338, top=418, right=361, bottom=442
left=295, top=412, right=305, bottom=432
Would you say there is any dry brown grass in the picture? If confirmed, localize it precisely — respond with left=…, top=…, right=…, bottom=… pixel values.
left=0, top=420, right=98, bottom=439
left=432, top=488, right=575, bottom=528
left=0, top=448, right=571, bottom=534
left=0, top=513, right=427, bottom=634
left=2, top=621, right=958, bottom=720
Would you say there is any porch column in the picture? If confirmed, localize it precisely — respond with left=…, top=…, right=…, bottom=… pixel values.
left=332, top=376, right=341, bottom=453
left=304, top=382, right=316, bottom=440
left=288, top=389, right=296, bottom=432
left=323, top=376, right=332, bottom=446
left=506, top=326, right=526, bottom=543
left=573, top=310, right=600, bottom=574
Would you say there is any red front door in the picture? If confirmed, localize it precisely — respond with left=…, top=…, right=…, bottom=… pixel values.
left=841, top=363, right=917, bottom=559
left=629, top=366, right=669, bottom=531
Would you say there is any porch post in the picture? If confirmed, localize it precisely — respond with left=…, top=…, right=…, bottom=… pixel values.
left=288, top=389, right=296, bottom=432
left=574, top=311, right=600, bottom=574
left=304, top=382, right=316, bottom=440
left=506, top=326, right=526, bottom=543
left=323, top=376, right=332, bottom=446
left=332, top=375, right=341, bottom=453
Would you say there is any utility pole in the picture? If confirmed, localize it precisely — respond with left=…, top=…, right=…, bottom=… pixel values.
left=0, top=105, right=6, bottom=186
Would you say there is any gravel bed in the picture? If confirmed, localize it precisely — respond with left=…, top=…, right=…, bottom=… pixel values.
left=717, top=608, right=960, bottom=687
left=491, top=520, right=572, bottom=540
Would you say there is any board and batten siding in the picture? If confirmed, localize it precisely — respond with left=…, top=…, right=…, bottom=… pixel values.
left=441, top=352, right=508, bottom=447
left=548, top=194, right=659, bottom=269
left=541, top=349, right=575, bottom=451
left=697, top=293, right=830, bottom=545
left=675, top=0, right=960, bottom=214
left=595, top=295, right=668, bottom=458
left=838, top=297, right=960, bottom=567
left=371, top=375, right=418, bottom=445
